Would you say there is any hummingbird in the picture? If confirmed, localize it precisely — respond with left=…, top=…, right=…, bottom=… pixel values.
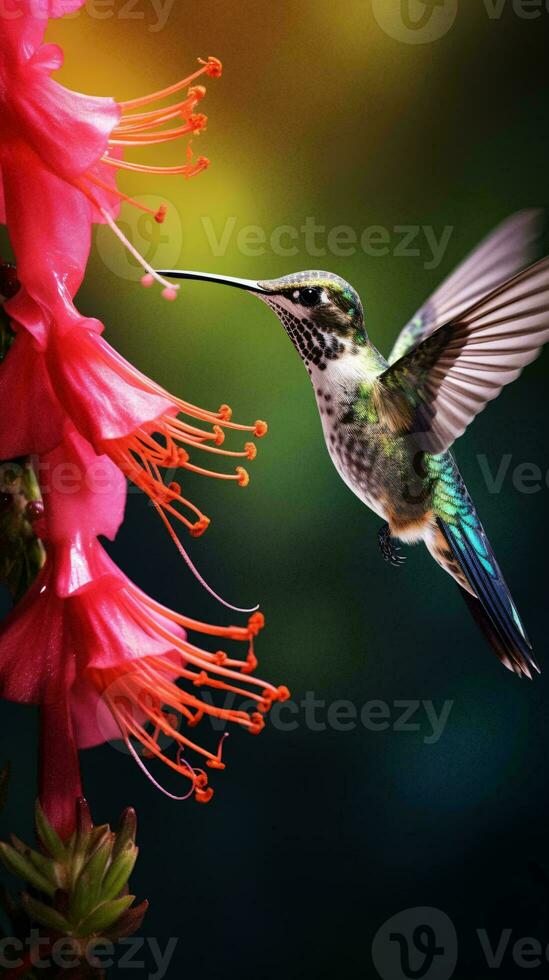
left=158, top=210, right=549, bottom=679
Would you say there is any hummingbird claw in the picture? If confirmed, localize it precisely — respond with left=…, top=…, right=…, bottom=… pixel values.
left=378, top=524, right=407, bottom=568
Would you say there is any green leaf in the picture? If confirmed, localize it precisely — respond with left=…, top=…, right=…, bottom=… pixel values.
left=76, top=895, right=135, bottom=938
left=101, top=844, right=138, bottom=903
left=68, top=870, right=94, bottom=927
left=112, top=809, right=137, bottom=861
left=78, top=836, right=113, bottom=908
left=9, top=836, right=59, bottom=888
left=21, top=893, right=71, bottom=934
left=35, top=801, right=66, bottom=862
left=107, top=900, right=149, bottom=941
left=0, top=842, right=55, bottom=897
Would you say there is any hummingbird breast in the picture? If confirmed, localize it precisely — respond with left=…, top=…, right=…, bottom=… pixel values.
left=314, top=366, right=436, bottom=532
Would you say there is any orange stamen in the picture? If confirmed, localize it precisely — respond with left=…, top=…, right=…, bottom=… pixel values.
left=108, top=114, right=207, bottom=147
left=104, top=402, right=265, bottom=549
left=101, top=153, right=210, bottom=177
left=113, top=89, right=205, bottom=133
left=118, top=57, right=221, bottom=112
left=89, top=586, right=285, bottom=801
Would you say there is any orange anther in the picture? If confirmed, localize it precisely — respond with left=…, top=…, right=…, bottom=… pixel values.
left=196, top=787, right=214, bottom=804
left=218, top=404, right=232, bottom=421
left=214, top=651, right=228, bottom=666
left=178, top=448, right=190, bottom=464
left=248, top=612, right=265, bottom=635
left=189, top=113, right=208, bottom=133
left=254, top=420, right=268, bottom=438
left=206, top=759, right=226, bottom=771
left=245, top=442, right=257, bottom=460
left=236, top=467, right=249, bottom=488
left=277, top=686, right=291, bottom=703
left=193, top=671, right=208, bottom=687
left=168, top=481, right=181, bottom=496
left=190, top=516, right=210, bottom=538
left=213, top=425, right=225, bottom=446
left=188, top=85, right=206, bottom=102
left=155, top=204, right=168, bottom=224
left=203, top=56, right=223, bottom=78
left=249, top=712, right=265, bottom=735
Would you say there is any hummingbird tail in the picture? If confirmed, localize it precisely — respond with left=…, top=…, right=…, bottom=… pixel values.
left=434, top=516, right=539, bottom=679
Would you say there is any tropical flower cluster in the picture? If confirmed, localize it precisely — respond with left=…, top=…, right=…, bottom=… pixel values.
left=0, top=1, right=287, bottom=839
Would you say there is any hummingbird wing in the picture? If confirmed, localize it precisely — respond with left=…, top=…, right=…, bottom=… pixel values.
left=377, top=256, right=549, bottom=454
left=388, top=210, right=545, bottom=364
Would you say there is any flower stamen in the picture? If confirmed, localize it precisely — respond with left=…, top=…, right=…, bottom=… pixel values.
left=98, top=206, right=179, bottom=298
left=89, top=586, right=286, bottom=802
left=117, top=57, right=222, bottom=113
left=105, top=406, right=265, bottom=543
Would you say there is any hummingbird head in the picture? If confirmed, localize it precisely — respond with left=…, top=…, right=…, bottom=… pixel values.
left=155, top=268, right=367, bottom=373
left=253, top=271, right=367, bottom=371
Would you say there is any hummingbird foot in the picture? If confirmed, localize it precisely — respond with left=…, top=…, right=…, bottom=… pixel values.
left=378, top=524, right=407, bottom=567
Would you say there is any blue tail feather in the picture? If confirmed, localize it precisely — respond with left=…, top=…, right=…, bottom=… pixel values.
left=437, top=516, right=538, bottom=679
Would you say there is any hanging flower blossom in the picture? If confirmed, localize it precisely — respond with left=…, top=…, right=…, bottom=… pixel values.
left=0, top=0, right=222, bottom=346
left=0, top=5, right=287, bottom=845
left=0, top=321, right=267, bottom=543
left=0, top=8, right=265, bottom=543
left=0, top=427, right=287, bottom=829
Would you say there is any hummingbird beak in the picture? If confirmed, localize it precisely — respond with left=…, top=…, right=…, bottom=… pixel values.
left=154, top=270, right=270, bottom=294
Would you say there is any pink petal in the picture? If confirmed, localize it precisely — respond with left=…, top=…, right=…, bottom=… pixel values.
left=70, top=675, right=129, bottom=749
left=46, top=327, right=173, bottom=443
left=0, top=329, right=64, bottom=455
left=73, top=582, right=180, bottom=673
left=0, top=564, right=75, bottom=704
left=2, top=141, right=95, bottom=344
left=42, top=426, right=127, bottom=549
left=15, top=73, right=120, bottom=181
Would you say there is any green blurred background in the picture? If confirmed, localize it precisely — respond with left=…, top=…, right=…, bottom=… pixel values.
left=3, top=1, right=549, bottom=976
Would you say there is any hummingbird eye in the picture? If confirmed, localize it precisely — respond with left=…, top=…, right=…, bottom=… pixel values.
left=298, top=286, right=322, bottom=308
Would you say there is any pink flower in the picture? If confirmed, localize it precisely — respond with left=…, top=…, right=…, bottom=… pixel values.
left=0, top=3, right=221, bottom=343
left=1, top=320, right=267, bottom=539
left=0, top=9, right=287, bottom=841
left=0, top=0, right=121, bottom=342
left=0, top=428, right=287, bottom=832
left=0, top=11, right=250, bottom=541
